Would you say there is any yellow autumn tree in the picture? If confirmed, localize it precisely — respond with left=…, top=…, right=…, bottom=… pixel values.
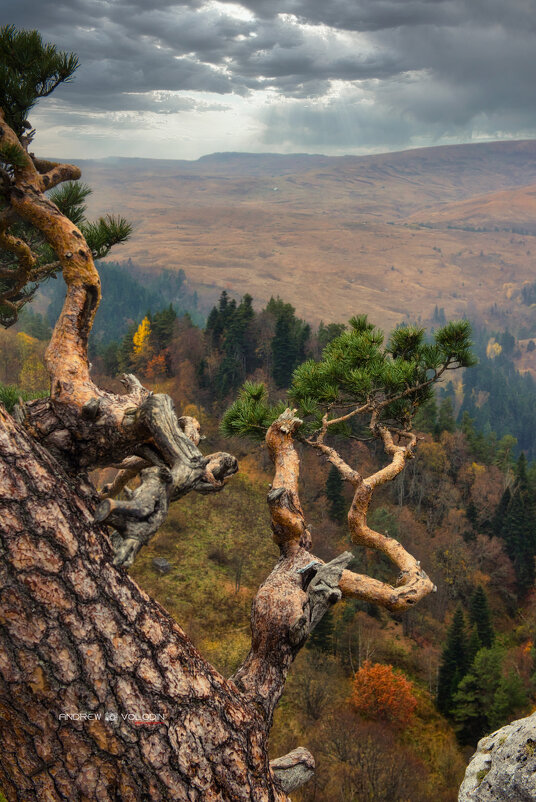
left=132, top=316, right=151, bottom=356
left=486, top=337, right=502, bottom=359
left=131, top=316, right=155, bottom=376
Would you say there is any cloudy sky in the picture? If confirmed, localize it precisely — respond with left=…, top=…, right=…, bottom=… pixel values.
left=4, top=0, right=536, bottom=159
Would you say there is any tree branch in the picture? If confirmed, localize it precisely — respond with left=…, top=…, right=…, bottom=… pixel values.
left=231, top=410, right=351, bottom=725
left=338, top=423, right=434, bottom=611
left=94, top=394, right=238, bottom=566
left=266, top=408, right=312, bottom=553
left=0, top=109, right=99, bottom=397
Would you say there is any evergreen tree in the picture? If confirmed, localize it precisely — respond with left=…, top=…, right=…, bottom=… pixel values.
left=269, top=298, right=310, bottom=389
left=469, top=586, right=494, bottom=648
left=151, top=304, right=177, bottom=351
left=116, top=323, right=137, bottom=373
left=317, top=321, right=346, bottom=349
left=494, top=434, right=517, bottom=477
left=500, top=454, right=536, bottom=597
left=413, top=397, right=437, bottom=433
left=488, top=671, right=528, bottom=731
left=17, top=307, right=52, bottom=340
left=325, top=465, right=346, bottom=523
left=206, top=293, right=257, bottom=399
left=452, top=646, right=502, bottom=743
left=306, top=607, right=335, bottom=653
left=101, top=341, right=119, bottom=376
left=492, top=486, right=511, bottom=538
left=437, top=397, right=456, bottom=433
left=437, top=607, right=468, bottom=716
left=464, top=500, right=478, bottom=541
left=466, top=626, right=482, bottom=666
left=272, top=309, right=296, bottom=388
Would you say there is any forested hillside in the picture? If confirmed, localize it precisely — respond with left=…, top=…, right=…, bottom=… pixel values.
left=2, top=284, right=535, bottom=801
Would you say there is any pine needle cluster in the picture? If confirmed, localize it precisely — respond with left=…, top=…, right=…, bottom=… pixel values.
left=0, top=25, right=79, bottom=136
left=222, top=316, right=475, bottom=441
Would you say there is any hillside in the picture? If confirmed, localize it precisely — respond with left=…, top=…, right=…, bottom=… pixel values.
left=407, top=183, right=536, bottom=235
left=74, top=140, right=536, bottom=332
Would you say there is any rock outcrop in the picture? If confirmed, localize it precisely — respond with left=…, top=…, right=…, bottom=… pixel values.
left=458, top=712, right=536, bottom=801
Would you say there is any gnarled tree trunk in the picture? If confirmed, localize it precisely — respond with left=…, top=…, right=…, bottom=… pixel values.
left=0, top=406, right=287, bottom=801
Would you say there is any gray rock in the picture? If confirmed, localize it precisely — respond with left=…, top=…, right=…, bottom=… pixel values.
left=458, top=712, right=536, bottom=801
left=152, top=557, right=172, bottom=575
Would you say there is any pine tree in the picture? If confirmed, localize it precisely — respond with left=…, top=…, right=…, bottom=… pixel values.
left=500, top=454, right=536, bottom=598
left=469, top=586, right=494, bottom=648
left=413, top=397, right=437, bottom=433
left=437, top=606, right=469, bottom=716
left=492, top=486, right=511, bottom=538
left=452, top=646, right=502, bottom=744
left=488, top=671, right=528, bottom=731
left=326, top=465, right=346, bottom=523
left=437, top=397, right=456, bottom=433
left=307, top=607, right=335, bottom=653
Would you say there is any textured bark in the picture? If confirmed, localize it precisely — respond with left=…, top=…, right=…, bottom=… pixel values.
left=0, top=407, right=288, bottom=802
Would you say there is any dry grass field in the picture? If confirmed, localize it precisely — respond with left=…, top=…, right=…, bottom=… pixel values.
left=77, top=140, right=536, bottom=331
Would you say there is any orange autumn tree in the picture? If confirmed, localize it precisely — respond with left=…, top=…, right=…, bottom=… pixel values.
left=351, top=660, right=418, bottom=728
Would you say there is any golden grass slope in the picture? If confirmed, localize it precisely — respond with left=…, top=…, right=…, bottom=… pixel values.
left=76, top=140, right=536, bottom=330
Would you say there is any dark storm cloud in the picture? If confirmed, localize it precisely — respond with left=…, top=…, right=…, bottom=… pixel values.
left=3, top=0, right=536, bottom=152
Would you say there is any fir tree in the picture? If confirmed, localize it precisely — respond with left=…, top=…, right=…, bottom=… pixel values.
left=452, top=646, right=502, bottom=744
left=469, top=586, right=494, bottom=648
left=501, top=454, right=536, bottom=597
left=492, top=486, right=511, bottom=538
left=413, top=397, right=437, bottom=433
left=269, top=299, right=310, bottom=389
left=213, top=294, right=256, bottom=398
left=272, top=309, right=296, bottom=388
left=466, top=625, right=482, bottom=666
left=437, top=396, right=456, bottom=433
left=488, top=671, right=528, bottom=731
left=306, top=607, right=335, bottom=653
left=437, top=606, right=468, bottom=716
left=151, top=304, right=177, bottom=350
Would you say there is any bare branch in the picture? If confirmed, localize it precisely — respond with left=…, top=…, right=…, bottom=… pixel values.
left=266, top=408, right=312, bottom=553
left=337, top=423, right=434, bottom=611
left=232, top=411, right=351, bottom=724
left=93, top=395, right=238, bottom=566
left=32, top=156, right=81, bottom=189
left=366, top=424, right=417, bottom=489
left=305, top=434, right=361, bottom=484
left=0, top=109, right=100, bottom=397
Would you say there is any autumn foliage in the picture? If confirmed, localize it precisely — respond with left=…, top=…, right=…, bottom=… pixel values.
left=351, top=661, right=418, bottom=728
